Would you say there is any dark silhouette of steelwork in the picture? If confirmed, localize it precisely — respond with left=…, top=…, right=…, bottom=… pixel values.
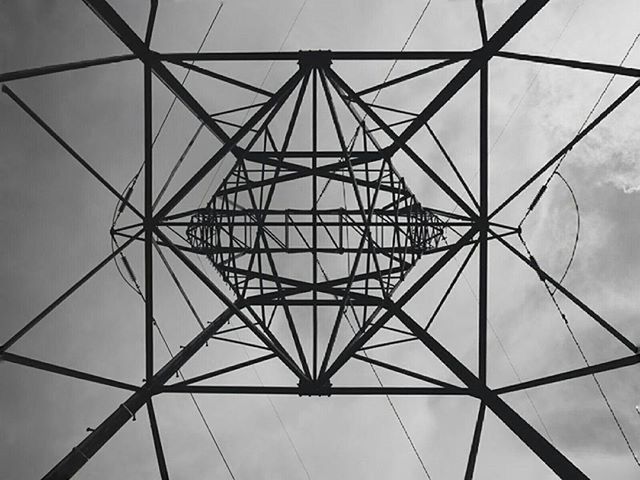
left=1, top=0, right=639, bottom=478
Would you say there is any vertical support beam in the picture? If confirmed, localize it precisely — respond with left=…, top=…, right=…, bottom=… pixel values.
left=312, top=67, right=318, bottom=380
left=147, top=400, right=170, bottom=480
left=392, top=306, right=588, bottom=479
left=144, top=63, right=154, bottom=381
left=464, top=402, right=486, bottom=479
left=478, top=63, right=488, bottom=384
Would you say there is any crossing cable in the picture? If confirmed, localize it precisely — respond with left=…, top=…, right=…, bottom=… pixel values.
left=370, top=0, right=434, bottom=107
left=518, top=233, right=640, bottom=468
left=232, top=331, right=313, bottom=480
left=110, top=250, right=238, bottom=479
left=447, top=0, right=585, bottom=220
left=197, top=0, right=311, bottom=209
left=151, top=234, right=314, bottom=478
left=303, top=227, right=434, bottom=478
left=333, top=4, right=437, bottom=477
left=512, top=38, right=640, bottom=459
left=112, top=1, right=224, bottom=227
left=456, top=265, right=554, bottom=441
left=341, top=308, right=433, bottom=479
left=490, top=0, right=585, bottom=152
left=518, top=30, right=640, bottom=230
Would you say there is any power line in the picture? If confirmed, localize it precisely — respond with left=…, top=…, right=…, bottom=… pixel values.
left=518, top=234, right=640, bottom=468
left=197, top=0, right=311, bottom=208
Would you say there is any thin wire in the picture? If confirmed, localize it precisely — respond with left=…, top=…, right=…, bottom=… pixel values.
left=337, top=4, right=436, bottom=477
left=196, top=0, right=310, bottom=210
left=240, top=0, right=309, bottom=124
left=110, top=250, right=238, bottom=479
left=518, top=234, right=640, bottom=468
left=551, top=172, right=580, bottom=291
left=371, top=0, right=433, bottom=106
left=519, top=30, right=640, bottom=229
left=234, top=331, right=313, bottom=480
left=457, top=266, right=554, bottom=441
left=112, top=2, right=224, bottom=226
left=337, top=301, right=433, bottom=479
left=490, top=1, right=584, bottom=152
left=152, top=318, right=238, bottom=480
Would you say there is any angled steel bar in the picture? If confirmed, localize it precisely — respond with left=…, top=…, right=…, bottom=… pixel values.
left=2, top=85, right=143, bottom=220
left=161, top=385, right=471, bottom=395
left=495, top=353, right=640, bottom=395
left=321, top=227, right=477, bottom=382
left=357, top=58, right=462, bottom=96
left=0, top=54, right=136, bottom=83
left=352, top=354, right=459, bottom=388
left=154, top=228, right=308, bottom=380
left=156, top=68, right=305, bottom=219
left=241, top=94, right=317, bottom=370
left=393, top=0, right=549, bottom=151
left=312, top=67, right=319, bottom=378
left=153, top=241, right=205, bottom=330
left=218, top=157, right=399, bottom=197
left=144, top=0, right=159, bottom=45
left=81, top=0, right=231, bottom=145
left=0, top=352, right=138, bottom=391
left=160, top=51, right=475, bottom=62
left=326, top=68, right=478, bottom=218
left=209, top=335, right=271, bottom=351
left=146, top=399, right=169, bottom=480
left=236, top=75, right=311, bottom=373
left=426, top=123, right=480, bottom=210
left=0, top=233, right=140, bottom=354
left=166, top=60, right=274, bottom=96
left=40, top=307, right=235, bottom=480
left=464, top=402, right=486, bottom=480
left=497, top=51, right=640, bottom=78
left=426, top=241, right=479, bottom=331
left=490, top=79, right=640, bottom=220
left=210, top=102, right=267, bottom=117
left=475, top=0, right=488, bottom=45
left=318, top=68, right=390, bottom=376
left=171, top=353, right=277, bottom=387
left=392, top=306, right=588, bottom=479
left=493, top=231, right=638, bottom=353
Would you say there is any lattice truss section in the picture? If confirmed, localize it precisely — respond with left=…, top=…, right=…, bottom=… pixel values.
left=1, top=1, right=640, bottom=479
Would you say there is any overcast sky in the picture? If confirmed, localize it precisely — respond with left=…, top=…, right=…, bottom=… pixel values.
left=2, top=1, right=640, bottom=479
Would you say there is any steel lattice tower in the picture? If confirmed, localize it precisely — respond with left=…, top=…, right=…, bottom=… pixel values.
left=1, top=1, right=640, bottom=479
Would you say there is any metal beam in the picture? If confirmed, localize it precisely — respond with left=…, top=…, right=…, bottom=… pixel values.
left=144, top=63, right=154, bottom=380
left=497, top=51, right=640, bottom=78
left=478, top=62, right=489, bottom=383
left=320, top=227, right=478, bottom=381
left=161, top=385, right=471, bottom=395
left=0, top=54, right=136, bottom=83
left=0, top=233, right=140, bottom=354
left=2, top=85, right=143, bottom=220
left=40, top=308, right=234, bottom=480
left=392, top=306, right=588, bottom=479
left=0, top=352, right=138, bottom=392
left=490, top=79, right=640, bottom=220
left=494, top=231, right=638, bottom=353
left=464, top=402, right=486, bottom=479
left=146, top=399, right=170, bottom=480
left=392, top=0, right=550, bottom=152
left=159, top=51, right=475, bottom=62
left=495, top=353, right=640, bottom=395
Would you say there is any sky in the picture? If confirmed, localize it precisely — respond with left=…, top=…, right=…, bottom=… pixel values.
left=1, top=0, right=640, bottom=479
